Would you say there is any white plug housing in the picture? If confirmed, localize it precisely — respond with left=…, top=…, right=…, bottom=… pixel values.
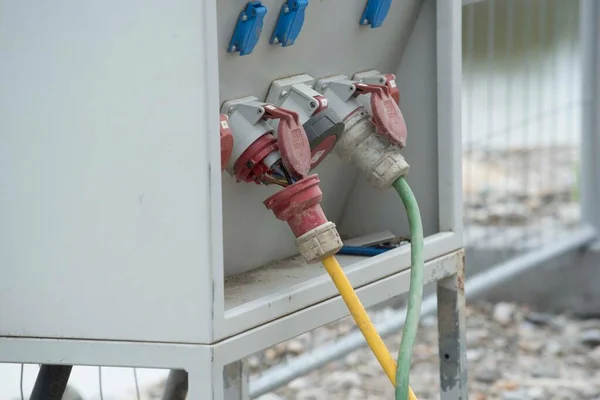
left=315, top=76, right=410, bottom=191
left=296, top=221, right=343, bottom=263
left=337, top=110, right=410, bottom=191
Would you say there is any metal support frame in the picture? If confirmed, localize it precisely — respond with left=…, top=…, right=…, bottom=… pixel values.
left=161, top=370, right=188, bottom=400
left=437, top=265, right=468, bottom=400
left=223, top=361, right=250, bottom=400
left=162, top=362, right=249, bottom=400
left=30, top=365, right=73, bottom=400
left=581, top=0, right=600, bottom=235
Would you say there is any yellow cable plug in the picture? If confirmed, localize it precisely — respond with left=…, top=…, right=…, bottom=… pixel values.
left=320, top=255, right=418, bottom=400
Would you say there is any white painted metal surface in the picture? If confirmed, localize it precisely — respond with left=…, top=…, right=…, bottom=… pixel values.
left=0, top=0, right=221, bottom=344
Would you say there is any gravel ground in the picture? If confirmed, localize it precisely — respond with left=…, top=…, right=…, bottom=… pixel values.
left=251, top=302, right=600, bottom=400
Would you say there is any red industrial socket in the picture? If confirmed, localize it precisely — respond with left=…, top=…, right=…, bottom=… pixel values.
left=220, top=114, right=234, bottom=172
left=264, top=174, right=327, bottom=238
left=232, top=104, right=311, bottom=183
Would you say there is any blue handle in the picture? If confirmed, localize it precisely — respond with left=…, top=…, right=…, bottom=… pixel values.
left=360, top=0, right=392, bottom=28
left=270, top=0, right=308, bottom=47
left=337, top=245, right=392, bottom=257
left=228, top=1, right=268, bottom=56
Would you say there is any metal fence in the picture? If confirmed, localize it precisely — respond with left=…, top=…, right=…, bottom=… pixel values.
left=2, top=0, right=598, bottom=399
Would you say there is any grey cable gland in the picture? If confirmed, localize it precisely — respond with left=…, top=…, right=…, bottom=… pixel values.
left=336, top=109, right=410, bottom=191
left=296, top=221, right=343, bottom=264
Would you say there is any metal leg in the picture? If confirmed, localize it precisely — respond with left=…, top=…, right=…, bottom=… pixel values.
left=223, top=361, right=249, bottom=400
left=161, top=369, right=188, bottom=400
left=30, top=364, right=73, bottom=400
left=162, top=362, right=248, bottom=400
left=186, top=366, right=217, bottom=400
left=437, top=263, right=468, bottom=400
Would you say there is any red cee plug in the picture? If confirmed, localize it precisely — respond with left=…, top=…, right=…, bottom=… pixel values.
left=264, top=174, right=325, bottom=237
left=265, top=173, right=342, bottom=263
left=256, top=106, right=326, bottom=239
left=354, top=82, right=407, bottom=148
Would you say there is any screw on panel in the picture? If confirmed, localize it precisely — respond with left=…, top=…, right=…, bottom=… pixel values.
left=273, top=37, right=280, bottom=43
left=280, top=90, right=288, bottom=99
left=362, top=19, right=369, bottom=25
left=309, top=101, right=317, bottom=109
left=241, top=14, right=248, bottom=21
left=231, top=45, right=237, bottom=52
left=283, top=6, right=290, bottom=13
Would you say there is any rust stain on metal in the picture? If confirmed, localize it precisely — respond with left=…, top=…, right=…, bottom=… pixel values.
left=457, top=272, right=464, bottom=294
left=457, top=250, right=465, bottom=294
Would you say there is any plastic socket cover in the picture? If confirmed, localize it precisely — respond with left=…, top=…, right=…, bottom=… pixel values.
left=227, top=1, right=267, bottom=56
left=270, top=0, right=308, bottom=47
left=303, top=107, right=345, bottom=169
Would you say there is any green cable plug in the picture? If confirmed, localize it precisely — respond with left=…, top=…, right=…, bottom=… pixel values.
left=392, top=176, right=425, bottom=400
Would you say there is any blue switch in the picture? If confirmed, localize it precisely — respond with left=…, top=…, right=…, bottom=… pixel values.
left=360, top=0, right=392, bottom=28
left=228, top=1, right=268, bottom=56
left=270, top=0, right=308, bottom=47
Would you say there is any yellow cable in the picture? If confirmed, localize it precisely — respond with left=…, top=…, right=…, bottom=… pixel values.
left=321, top=255, right=418, bottom=400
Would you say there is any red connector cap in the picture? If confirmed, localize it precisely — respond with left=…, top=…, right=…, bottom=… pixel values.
left=263, top=105, right=311, bottom=179
left=264, top=174, right=327, bottom=237
left=220, top=114, right=234, bottom=172
left=355, top=82, right=407, bottom=148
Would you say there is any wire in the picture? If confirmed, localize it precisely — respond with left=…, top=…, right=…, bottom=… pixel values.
left=133, top=368, right=141, bottom=400
left=392, top=177, right=424, bottom=400
left=281, top=166, right=294, bottom=185
left=320, top=255, right=417, bottom=400
left=20, top=364, right=24, bottom=400
left=261, top=174, right=288, bottom=187
left=98, top=367, right=104, bottom=400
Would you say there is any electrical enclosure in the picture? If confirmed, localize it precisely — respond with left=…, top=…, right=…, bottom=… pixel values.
left=0, top=0, right=461, bottom=345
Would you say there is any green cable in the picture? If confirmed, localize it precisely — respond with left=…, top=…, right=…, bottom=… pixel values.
left=392, top=176, right=425, bottom=400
